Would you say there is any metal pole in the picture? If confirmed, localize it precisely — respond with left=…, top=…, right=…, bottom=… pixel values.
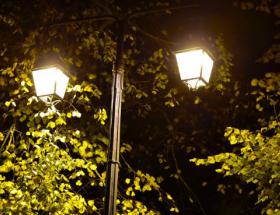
left=104, top=20, right=125, bottom=215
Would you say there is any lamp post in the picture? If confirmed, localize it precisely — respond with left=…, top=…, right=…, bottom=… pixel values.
left=104, top=20, right=126, bottom=215
left=32, top=10, right=214, bottom=215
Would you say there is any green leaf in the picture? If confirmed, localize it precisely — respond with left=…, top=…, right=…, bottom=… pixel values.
left=47, top=121, right=56, bottom=129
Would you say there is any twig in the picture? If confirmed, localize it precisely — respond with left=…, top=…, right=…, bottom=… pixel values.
left=120, top=153, right=136, bottom=173
left=128, top=4, right=200, bottom=19
left=1, top=123, right=16, bottom=152
left=48, top=15, right=117, bottom=28
left=161, top=111, right=207, bottom=215
left=128, top=20, right=177, bottom=46
left=170, top=144, right=207, bottom=215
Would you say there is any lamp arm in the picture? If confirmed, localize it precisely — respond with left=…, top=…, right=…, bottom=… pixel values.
left=46, top=4, right=199, bottom=29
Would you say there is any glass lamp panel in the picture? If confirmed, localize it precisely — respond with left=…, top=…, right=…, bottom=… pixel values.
left=32, top=67, right=69, bottom=99
left=175, top=49, right=203, bottom=81
left=32, top=67, right=57, bottom=97
left=185, top=79, right=206, bottom=89
left=201, top=51, right=214, bottom=83
left=54, top=69, right=69, bottom=98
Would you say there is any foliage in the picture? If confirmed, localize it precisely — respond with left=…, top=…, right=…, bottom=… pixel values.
left=190, top=2, right=280, bottom=213
left=0, top=0, right=277, bottom=214
left=191, top=72, right=280, bottom=215
left=0, top=0, right=182, bottom=214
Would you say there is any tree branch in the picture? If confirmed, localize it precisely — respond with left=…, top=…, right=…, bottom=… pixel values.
left=161, top=111, right=207, bottom=215
left=128, top=4, right=200, bottom=19
left=128, top=20, right=177, bottom=46
left=170, top=144, right=207, bottom=215
left=48, top=15, right=117, bottom=28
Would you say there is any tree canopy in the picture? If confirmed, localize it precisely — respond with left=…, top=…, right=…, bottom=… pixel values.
left=0, top=0, right=279, bottom=214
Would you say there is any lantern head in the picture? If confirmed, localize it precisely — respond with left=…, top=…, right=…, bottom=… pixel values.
left=32, top=66, right=69, bottom=103
left=175, top=48, right=214, bottom=89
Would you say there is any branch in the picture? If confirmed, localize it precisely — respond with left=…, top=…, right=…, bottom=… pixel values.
left=1, top=123, right=16, bottom=152
left=126, top=5, right=200, bottom=46
left=161, top=111, right=207, bottom=215
left=47, top=4, right=199, bottom=28
left=120, top=153, right=136, bottom=174
left=128, top=20, right=177, bottom=46
left=48, top=15, right=117, bottom=28
left=128, top=4, right=200, bottom=19
left=170, top=144, right=207, bottom=215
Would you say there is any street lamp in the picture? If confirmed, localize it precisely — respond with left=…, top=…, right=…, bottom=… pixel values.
left=32, top=6, right=214, bottom=215
left=32, top=46, right=214, bottom=215
left=32, top=49, right=214, bottom=215
left=32, top=66, right=69, bottom=103
left=175, top=48, right=214, bottom=89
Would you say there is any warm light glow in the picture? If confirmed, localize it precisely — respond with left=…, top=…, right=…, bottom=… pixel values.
left=175, top=48, right=214, bottom=89
left=32, top=66, right=69, bottom=101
